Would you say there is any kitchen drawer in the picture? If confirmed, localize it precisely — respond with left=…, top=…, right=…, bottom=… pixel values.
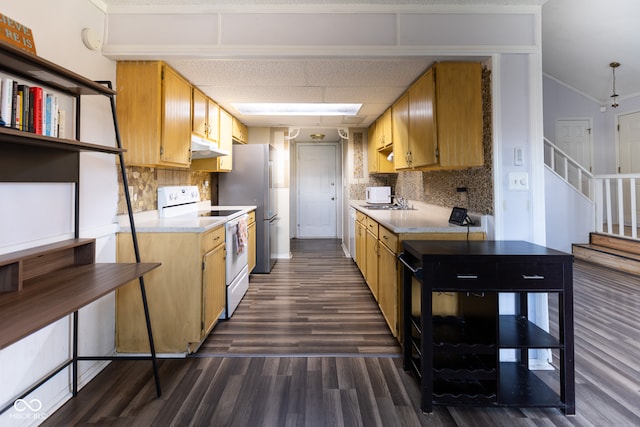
left=201, top=225, right=225, bottom=253
left=366, top=217, right=379, bottom=237
left=379, top=225, right=398, bottom=252
left=356, top=211, right=367, bottom=224
left=247, top=210, right=256, bottom=224
left=497, top=261, right=565, bottom=290
left=432, top=261, right=497, bottom=289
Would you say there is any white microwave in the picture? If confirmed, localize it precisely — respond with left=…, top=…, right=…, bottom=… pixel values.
left=365, top=186, right=391, bottom=204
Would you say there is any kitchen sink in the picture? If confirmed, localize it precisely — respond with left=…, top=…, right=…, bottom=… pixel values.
left=361, top=204, right=416, bottom=211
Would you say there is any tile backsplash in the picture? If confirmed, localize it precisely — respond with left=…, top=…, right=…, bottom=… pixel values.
left=117, top=166, right=214, bottom=214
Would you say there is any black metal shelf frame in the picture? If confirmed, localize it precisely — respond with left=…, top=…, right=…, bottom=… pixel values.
left=0, top=42, right=161, bottom=414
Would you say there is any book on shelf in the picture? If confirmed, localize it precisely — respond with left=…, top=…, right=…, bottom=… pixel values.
left=10, top=79, right=18, bottom=129
left=15, top=90, right=22, bottom=131
left=0, top=78, right=61, bottom=137
left=0, top=77, right=13, bottom=127
left=57, top=108, right=65, bottom=139
left=29, top=86, right=43, bottom=135
left=17, top=84, right=30, bottom=132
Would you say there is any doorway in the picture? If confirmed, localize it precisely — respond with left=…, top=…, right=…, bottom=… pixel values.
left=617, top=110, right=640, bottom=224
left=295, top=142, right=341, bottom=238
left=555, top=118, right=593, bottom=172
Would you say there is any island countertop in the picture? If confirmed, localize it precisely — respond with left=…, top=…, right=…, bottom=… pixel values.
left=350, top=200, right=487, bottom=234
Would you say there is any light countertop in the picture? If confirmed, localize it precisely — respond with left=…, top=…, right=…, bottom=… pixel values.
left=350, top=200, right=486, bottom=234
left=117, top=203, right=257, bottom=233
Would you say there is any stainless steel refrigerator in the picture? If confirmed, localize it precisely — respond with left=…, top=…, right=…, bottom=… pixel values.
left=219, top=144, right=278, bottom=273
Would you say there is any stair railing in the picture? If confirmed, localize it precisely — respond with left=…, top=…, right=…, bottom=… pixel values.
left=545, top=138, right=640, bottom=240
left=592, top=174, right=640, bottom=239
left=543, top=137, right=594, bottom=199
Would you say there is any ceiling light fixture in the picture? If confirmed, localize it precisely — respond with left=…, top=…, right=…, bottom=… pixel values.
left=610, top=62, right=620, bottom=108
left=232, top=102, right=362, bottom=116
left=309, top=133, right=325, bottom=141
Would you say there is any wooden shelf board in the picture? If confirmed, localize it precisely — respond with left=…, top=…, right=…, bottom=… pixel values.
left=0, top=41, right=115, bottom=96
left=0, top=238, right=95, bottom=266
left=0, top=127, right=124, bottom=154
left=0, top=262, right=160, bottom=350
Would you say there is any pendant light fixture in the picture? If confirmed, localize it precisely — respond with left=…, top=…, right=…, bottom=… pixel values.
left=610, top=62, right=620, bottom=108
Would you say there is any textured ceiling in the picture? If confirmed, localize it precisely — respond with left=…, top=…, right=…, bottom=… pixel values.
left=169, top=57, right=439, bottom=129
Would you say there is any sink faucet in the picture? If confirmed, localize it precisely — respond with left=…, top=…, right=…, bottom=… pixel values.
left=392, top=195, right=409, bottom=209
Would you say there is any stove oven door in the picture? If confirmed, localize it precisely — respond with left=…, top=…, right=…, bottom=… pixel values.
left=225, top=214, right=249, bottom=283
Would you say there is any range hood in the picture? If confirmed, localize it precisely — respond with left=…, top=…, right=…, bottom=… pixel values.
left=190, top=136, right=229, bottom=159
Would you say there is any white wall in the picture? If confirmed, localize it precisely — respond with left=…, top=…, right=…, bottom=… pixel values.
left=544, top=169, right=593, bottom=252
left=543, top=75, right=610, bottom=174
left=493, top=53, right=546, bottom=245
left=0, top=2, right=117, bottom=425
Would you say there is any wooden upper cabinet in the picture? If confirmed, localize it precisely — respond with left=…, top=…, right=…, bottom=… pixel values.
left=392, top=92, right=410, bottom=170
left=232, top=117, right=248, bottom=144
left=191, top=108, right=232, bottom=172
left=433, top=62, right=483, bottom=169
left=192, top=88, right=208, bottom=139
left=192, top=87, right=220, bottom=143
left=208, top=100, right=220, bottom=143
left=377, top=108, right=392, bottom=148
left=218, top=109, right=233, bottom=171
left=116, top=61, right=192, bottom=168
left=390, top=61, right=484, bottom=171
left=367, top=122, right=378, bottom=173
left=408, top=67, right=438, bottom=169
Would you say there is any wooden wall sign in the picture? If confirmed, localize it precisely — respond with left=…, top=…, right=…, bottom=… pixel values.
left=0, top=13, right=36, bottom=55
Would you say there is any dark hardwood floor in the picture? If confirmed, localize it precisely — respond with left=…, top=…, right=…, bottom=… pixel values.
left=42, top=239, right=640, bottom=426
left=198, top=238, right=400, bottom=356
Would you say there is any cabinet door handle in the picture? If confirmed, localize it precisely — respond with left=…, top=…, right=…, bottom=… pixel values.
left=522, top=274, right=544, bottom=280
left=456, top=274, right=478, bottom=279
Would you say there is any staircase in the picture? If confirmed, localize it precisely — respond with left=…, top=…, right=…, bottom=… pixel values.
left=544, top=137, right=640, bottom=275
left=573, top=233, right=640, bottom=275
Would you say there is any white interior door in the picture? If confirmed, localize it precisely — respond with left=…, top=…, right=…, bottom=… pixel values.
left=297, top=143, right=338, bottom=238
left=555, top=119, right=592, bottom=172
left=618, top=111, right=640, bottom=224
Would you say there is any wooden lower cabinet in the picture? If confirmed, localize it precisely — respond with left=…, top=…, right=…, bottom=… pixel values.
left=202, top=240, right=225, bottom=335
left=353, top=209, right=486, bottom=339
left=378, top=237, right=397, bottom=334
left=247, top=210, right=257, bottom=273
left=355, top=212, right=367, bottom=271
left=116, top=226, right=226, bottom=354
left=365, top=227, right=379, bottom=300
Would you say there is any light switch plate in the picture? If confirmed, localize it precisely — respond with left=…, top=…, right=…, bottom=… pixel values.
left=509, top=172, right=529, bottom=190
left=514, top=147, right=524, bottom=166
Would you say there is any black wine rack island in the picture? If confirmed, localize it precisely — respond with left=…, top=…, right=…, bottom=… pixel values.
left=398, top=240, right=575, bottom=415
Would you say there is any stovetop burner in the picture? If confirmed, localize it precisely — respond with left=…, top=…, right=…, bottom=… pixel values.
left=199, top=210, right=242, bottom=217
